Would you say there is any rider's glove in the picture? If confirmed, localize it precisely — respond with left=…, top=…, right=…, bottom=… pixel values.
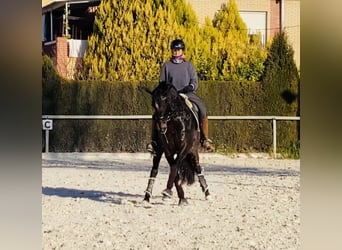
left=178, top=84, right=194, bottom=94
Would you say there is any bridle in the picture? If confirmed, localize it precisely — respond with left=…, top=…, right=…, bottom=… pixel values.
left=155, top=113, right=172, bottom=134
left=154, top=92, right=175, bottom=135
left=152, top=86, right=189, bottom=142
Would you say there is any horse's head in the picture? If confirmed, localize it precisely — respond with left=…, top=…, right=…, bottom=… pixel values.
left=152, top=84, right=179, bottom=134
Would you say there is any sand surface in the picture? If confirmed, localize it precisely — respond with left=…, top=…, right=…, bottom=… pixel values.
left=42, top=153, right=300, bottom=250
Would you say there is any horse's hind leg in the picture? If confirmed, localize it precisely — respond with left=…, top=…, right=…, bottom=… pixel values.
left=144, top=152, right=162, bottom=202
left=191, top=154, right=210, bottom=199
left=198, top=173, right=210, bottom=199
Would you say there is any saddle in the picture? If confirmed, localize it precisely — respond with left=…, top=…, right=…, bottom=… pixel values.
left=178, top=93, right=200, bottom=132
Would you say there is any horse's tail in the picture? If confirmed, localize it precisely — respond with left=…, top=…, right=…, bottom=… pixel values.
left=179, top=155, right=196, bottom=185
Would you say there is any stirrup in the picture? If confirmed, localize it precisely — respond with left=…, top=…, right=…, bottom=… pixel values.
left=202, top=139, right=214, bottom=152
left=146, top=141, right=157, bottom=155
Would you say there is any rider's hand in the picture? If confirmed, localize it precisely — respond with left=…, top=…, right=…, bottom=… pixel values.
left=178, top=84, right=194, bottom=94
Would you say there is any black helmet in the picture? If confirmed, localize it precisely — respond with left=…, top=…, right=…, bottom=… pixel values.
left=170, top=39, right=185, bottom=50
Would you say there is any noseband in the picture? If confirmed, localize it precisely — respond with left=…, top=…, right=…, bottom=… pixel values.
left=155, top=113, right=171, bottom=134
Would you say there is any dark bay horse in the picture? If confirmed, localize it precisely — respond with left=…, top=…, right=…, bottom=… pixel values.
left=142, top=84, right=210, bottom=205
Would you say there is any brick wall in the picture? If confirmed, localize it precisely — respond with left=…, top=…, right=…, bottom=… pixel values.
left=43, top=37, right=86, bottom=79
left=56, top=37, right=68, bottom=78
left=270, top=0, right=281, bottom=37
left=284, top=0, right=300, bottom=67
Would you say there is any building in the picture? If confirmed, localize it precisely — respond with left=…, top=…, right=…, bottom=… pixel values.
left=42, top=0, right=300, bottom=79
left=188, top=0, right=300, bottom=67
left=42, top=0, right=101, bottom=78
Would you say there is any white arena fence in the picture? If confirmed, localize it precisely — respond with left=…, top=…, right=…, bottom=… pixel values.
left=42, top=115, right=300, bottom=158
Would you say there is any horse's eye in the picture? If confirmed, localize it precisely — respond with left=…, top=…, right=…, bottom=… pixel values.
left=161, top=96, right=167, bottom=101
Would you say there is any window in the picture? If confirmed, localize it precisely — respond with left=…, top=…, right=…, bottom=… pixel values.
left=239, top=11, right=267, bottom=46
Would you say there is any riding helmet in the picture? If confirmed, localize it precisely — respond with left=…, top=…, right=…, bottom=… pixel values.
left=170, top=39, right=185, bottom=50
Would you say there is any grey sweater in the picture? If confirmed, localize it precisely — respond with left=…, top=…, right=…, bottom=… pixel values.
left=159, top=60, right=198, bottom=92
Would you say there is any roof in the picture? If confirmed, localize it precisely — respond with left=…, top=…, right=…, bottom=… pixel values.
left=42, top=0, right=100, bottom=13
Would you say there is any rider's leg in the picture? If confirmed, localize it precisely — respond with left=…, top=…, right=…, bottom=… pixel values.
left=201, top=116, right=214, bottom=152
left=146, top=119, right=158, bottom=155
left=186, top=93, right=214, bottom=152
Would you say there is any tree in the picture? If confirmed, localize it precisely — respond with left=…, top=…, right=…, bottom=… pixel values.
left=83, top=0, right=200, bottom=81
left=261, top=31, right=300, bottom=154
left=213, top=0, right=248, bottom=38
left=42, top=55, right=60, bottom=114
left=83, top=0, right=266, bottom=82
left=196, top=17, right=224, bottom=80
left=212, top=0, right=266, bottom=81
left=261, top=31, right=299, bottom=116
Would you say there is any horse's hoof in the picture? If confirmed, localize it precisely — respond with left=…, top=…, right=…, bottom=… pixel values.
left=204, top=190, right=211, bottom=200
left=143, top=194, right=151, bottom=203
left=142, top=200, right=153, bottom=208
left=178, top=198, right=189, bottom=206
left=161, top=189, right=173, bottom=198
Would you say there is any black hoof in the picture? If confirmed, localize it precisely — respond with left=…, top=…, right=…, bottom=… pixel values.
left=178, top=198, right=189, bottom=206
left=205, top=189, right=210, bottom=197
left=143, top=193, right=151, bottom=203
left=161, top=189, right=173, bottom=198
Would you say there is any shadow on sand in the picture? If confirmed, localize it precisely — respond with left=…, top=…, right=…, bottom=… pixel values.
left=203, top=165, right=299, bottom=177
left=42, top=186, right=144, bottom=205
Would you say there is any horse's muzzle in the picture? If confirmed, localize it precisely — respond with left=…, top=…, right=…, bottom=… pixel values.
left=158, top=121, right=167, bottom=134
left=156, top=115, right=170, bottom=134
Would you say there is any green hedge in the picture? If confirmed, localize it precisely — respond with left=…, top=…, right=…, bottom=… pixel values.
left=42, top=79, right=299, bottom=156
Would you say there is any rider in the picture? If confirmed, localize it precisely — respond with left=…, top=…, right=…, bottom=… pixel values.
left=147, top=39, right=214, bottom=153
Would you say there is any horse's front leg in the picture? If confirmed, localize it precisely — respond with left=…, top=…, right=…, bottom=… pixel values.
left=161, top=156, right=177, bottom=198
left=162, top=152, right=184, bottom=198
left=164, top=157, right=188, bottom=205
left=174, top=172, right=188, bottom=206
left=144, top=151, right=163, bottom=202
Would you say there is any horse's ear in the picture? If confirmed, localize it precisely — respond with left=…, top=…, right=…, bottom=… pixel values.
left=158, top=82, right=170, bottom=91
left=166, top=84, right=175, bottom=90
left=138, top=86, right=153, bottom=95
left=169, top=84, right=178, bottom=95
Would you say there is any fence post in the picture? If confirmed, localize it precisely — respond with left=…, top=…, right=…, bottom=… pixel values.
left=272, top=118, right=277, bottom=158
left=45, top=130, right=49, bottom=153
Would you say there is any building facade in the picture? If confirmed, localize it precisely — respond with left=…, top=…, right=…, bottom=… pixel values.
left=188, top=0, right=300, bottom=67
left=42, top=0, right=300, bottom=78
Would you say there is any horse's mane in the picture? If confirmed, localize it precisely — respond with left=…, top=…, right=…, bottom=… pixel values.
left=152, top=83, right=177, bottom=99
left=152, top=84, right=187, bottom=115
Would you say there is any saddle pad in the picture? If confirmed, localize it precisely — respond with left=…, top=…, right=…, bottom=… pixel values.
left=178, top=93, right=200, bottom=131
left=179, top=93, right=193, bottom=109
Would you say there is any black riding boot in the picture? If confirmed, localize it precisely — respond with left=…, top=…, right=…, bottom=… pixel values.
left=147, top=120, right=158, bottom=155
